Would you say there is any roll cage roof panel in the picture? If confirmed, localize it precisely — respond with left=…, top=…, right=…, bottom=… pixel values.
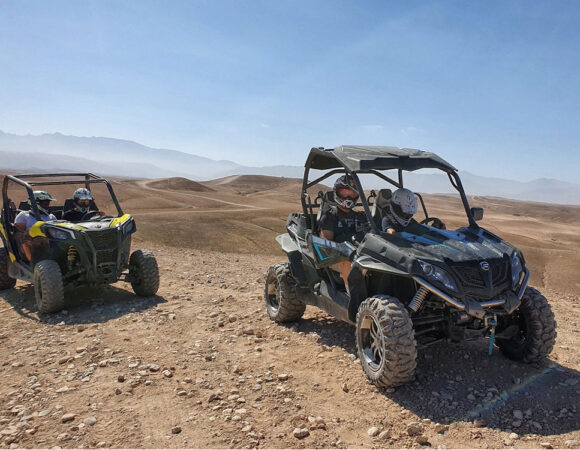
left=301, top=146, right=478, bottom=232
left=2, top=173, right=123, bottom=220
left=306, top=146, right=457, bottom=172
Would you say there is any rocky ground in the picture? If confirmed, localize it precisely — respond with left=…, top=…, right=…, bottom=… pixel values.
left=0, top=240, right=579, bottom=449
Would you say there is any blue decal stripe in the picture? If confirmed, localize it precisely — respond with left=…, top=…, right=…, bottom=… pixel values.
left=313, top=244, right=330, bottom=261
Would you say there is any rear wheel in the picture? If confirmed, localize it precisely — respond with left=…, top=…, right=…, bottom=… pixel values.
left=356, top=295, right=417, bottom=387
left=264, top=263, right=305, bottom=322
left=34, top=260, right=64, bottom=313
left=0, top=248, right=16, bottom=290
left=129, top=249, right=160, bottom=297
left=497, top=287, right=556, bottom=362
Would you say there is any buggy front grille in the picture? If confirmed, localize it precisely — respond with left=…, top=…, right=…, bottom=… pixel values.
left=86, top=229, right=118, bottom=250
left=450, top=258, right=510, bottom=295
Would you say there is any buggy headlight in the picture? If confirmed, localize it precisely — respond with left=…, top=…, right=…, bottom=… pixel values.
left=122, top=219, right=135, bottom=235
left=418, top=261, right=458, bottom=293
left=44, top=226, right=75, bottom=240
left=511, top=252, right=523, bottom=287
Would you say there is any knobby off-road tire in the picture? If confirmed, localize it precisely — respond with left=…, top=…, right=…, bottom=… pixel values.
left=0, top=248, right=17, bottom=290
left=356, top=295, right=417, bottom=387
left=34, top=260, right=64, bottom=314
left=264, top=263, right=306, bottom=322
left=129, top=249, right=160, bottom=297
left=497, top=287, right=556, bottom=363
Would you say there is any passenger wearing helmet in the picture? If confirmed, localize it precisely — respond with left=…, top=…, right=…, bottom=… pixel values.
left=319, top=174, right=367, bottom=291
left=382, top=188, right=418, bottom=234
left=14, top=191, right=57, bottom=263
left=63, top=188, right=99, bottom=222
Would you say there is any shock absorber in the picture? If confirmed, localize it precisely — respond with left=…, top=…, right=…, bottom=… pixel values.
left=67, top=245, right=79, bottom=269
left=409, top=286, right=429, bottom=313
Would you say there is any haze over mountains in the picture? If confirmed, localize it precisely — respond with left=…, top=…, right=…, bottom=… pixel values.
left=1, top=130, right=578, bottom=204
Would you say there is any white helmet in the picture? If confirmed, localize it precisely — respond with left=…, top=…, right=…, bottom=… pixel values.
left=389, top=188, right=418, bottom=226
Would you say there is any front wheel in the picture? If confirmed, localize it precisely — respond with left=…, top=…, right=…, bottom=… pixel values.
left=129, top=249, right=160, bottom=297
left=34, top=260, right=64, bottom=313
left=496, top=287, right=556, bottom=362
left=356, top=295, right=417, bottom=387
left=264, top=263, right=305, bottom=322
left=0, top=248, right=16, bottom=290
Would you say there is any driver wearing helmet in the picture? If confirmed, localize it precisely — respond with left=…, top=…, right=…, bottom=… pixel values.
left=382, top=188, right=418, bottom=234
left=63, top=188, right=100, bottom=222
left=14, top=191, right=57, bottom=263
left=319, top=174, right=367, bottom=291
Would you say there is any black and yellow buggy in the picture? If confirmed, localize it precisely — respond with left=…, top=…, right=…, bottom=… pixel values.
left=0, top=173, right=159, bottom=313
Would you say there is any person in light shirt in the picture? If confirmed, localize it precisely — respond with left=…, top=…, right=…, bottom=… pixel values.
left=14, top=191, right=57, bottom=263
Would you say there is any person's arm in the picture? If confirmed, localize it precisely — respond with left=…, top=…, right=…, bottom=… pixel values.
left=14, top=213, right=28, bottom=232
left=318, top=211, right=337, bottom=241
left=320, top=229, right=334, bottom=240
left=381, top=216, right=395, bottom=234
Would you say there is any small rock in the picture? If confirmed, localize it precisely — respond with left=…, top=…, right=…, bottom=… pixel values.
left=228, top=314, right=237, bottom=322
left=512, top=420, right=522, bottom=428
left=378, top=430, right=390, bottom=440
left=415, top=435, right=430, bottom=445
left=58, top=432, right=71, bottom=442
left=149, top=364, right=160, bottom=372
left=177, top=390, right=187, bottom=396
left=341, top=382, right=349, bottom=393
left=61, top=413, right=76, bottom=423
left=293, top=427, right=309, bottom=439
left=171, top=426, right=181, bottom=434
left=434, top=423, right=448, bottom=434
left=114, top=388, right=122, bottom=395
left=407, top=423, right=423, bottom=436
left=117, top=375, right=125, bottom=383
left=83, top=417, right=97, bottom=426
left=96, top=441, right=106, bottom=447
left=539, top=443, right=552, bottom=449
left=367, top=426, right=380, bottom=437
left=513, top=409, right=524, bottom=420
left=162, top=370, right=173, bottom=378
left=473, top=418, right=486, bottom=428
left=509, top=432, right=519, bottom=440
left=278, top=373, right=289, bottom=381
left=565, top=440, right=579, bottom=448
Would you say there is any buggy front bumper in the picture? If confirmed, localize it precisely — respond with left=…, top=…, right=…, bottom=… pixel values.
left=412, top=268, right=530, bottom=319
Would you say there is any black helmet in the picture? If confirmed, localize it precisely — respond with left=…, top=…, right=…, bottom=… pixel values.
left=333, top=174, right=359, bottom=209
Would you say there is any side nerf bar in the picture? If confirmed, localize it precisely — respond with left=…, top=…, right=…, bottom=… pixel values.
left=412, top=268, right=530, bottom=312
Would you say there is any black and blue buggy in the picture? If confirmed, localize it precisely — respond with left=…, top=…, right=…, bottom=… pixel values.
left=265, top=146, right=556, bottom=387
left=0, top=173, right=159, bottom=314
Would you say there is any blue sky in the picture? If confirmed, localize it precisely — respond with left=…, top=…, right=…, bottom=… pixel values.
left=1, top=1, right=579, bottom=182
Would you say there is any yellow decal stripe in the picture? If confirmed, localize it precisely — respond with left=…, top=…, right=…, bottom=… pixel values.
left=0, top=224, right=16, bottom=261
left=29, top=221, right=46, bottom=238
left=110, top=214, right=132, bottom=228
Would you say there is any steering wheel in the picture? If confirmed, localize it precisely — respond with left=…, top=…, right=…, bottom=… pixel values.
left=420, top=217, right=446, bottom=230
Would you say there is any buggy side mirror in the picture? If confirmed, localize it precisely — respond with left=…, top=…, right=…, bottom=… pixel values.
left=471, top=207, right=484, bottom=221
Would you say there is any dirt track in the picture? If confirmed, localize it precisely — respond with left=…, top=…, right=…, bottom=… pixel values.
left=0, top=239, right=579, bottom=449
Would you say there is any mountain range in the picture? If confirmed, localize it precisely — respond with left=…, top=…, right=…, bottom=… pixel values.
left=0, top=130, right=578, bottom=204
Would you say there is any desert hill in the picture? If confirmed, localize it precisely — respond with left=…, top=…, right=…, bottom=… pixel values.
left=147, top=177, right=214, bottom=192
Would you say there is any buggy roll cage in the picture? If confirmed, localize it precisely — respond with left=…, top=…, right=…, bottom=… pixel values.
left=300, top=146, right=479, bottom=234
left=2, top=173, right=124, bottom=220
